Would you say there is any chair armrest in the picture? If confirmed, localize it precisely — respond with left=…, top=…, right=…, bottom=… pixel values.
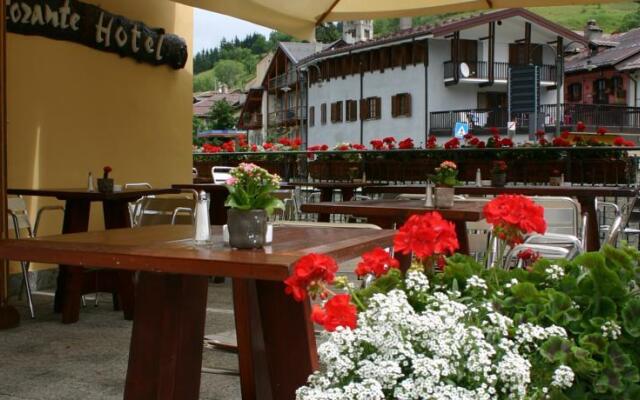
left=7, top=210, right=22, bottom=238
left=33, top=206, right=65, bottom=237
left=171, top=207, right=194, bottom=225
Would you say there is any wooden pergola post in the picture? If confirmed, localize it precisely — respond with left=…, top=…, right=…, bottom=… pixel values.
left=0, top=0, right=20, bottom=329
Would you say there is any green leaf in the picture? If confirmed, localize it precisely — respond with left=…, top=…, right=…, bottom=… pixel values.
left=540, top=336, right=572, bottom=363
left=607, top=342, right=632, bottom=372
left=511, top=282, right=539, bottom=302
left=580, top=333, right=608, bottom=355
left=622, top=298, right=640, bottom=337
left=595, top=367, right=625, bottom=394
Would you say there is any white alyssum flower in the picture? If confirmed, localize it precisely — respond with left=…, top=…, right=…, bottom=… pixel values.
left=601, top=320, right=622, bottom=340
left=545, top=264, right=565, bottom=282
left=467, top=275, right=488, bottom=294
left=505, top=278, right=519, bottom=289
left=551, top=365, right=575, bottom=389
left=297, top=271, right=565, bottom=400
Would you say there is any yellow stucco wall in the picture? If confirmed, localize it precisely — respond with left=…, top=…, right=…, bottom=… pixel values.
left=6, top=0, right=194, bottom=273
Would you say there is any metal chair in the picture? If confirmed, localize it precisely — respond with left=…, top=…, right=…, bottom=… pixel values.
left=124, top=182, right=153, bottom=227
left=211, top=166, right=233, bottom=184
left=134, top=192, right=196, bottom=227
left=502, top=244, right=571, bottom=270
left=7, top=196, right=64, bottom=318
left=271, top=189, right=297, bottom=221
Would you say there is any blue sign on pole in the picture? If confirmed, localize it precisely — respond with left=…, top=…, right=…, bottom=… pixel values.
left=453, top=122, right=469, bottom=139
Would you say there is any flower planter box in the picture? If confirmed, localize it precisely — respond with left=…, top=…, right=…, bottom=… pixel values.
left=308, top=160, right=362, bottom=181
left=193, top=158, right=297, bottom=180
left=570, top=159, right=634, bottom=185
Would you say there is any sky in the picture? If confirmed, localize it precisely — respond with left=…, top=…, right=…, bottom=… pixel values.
left=193, top=9, right=273, bottom=54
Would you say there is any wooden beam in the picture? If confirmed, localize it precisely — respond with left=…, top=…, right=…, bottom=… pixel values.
left=0, top=0, right=20, bottom=330
left=452, top=31, right=460, bottom=84
left=524, top=22, right=532, bottom=63
left=316, top=0, right=341, bottom=26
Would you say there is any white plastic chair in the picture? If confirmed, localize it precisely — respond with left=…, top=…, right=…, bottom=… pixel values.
left=211, top=166, right=233, bottom=184
left=7, top=196, right=64, bottom=318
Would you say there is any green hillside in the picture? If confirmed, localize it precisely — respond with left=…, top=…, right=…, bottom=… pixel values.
left=529, top=2, right=639, bottom=33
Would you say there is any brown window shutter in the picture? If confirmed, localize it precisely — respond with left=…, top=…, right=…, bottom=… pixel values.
left=375, top=97, right=382, bottom=119
left=338, top=101, right=343, bottom=122
left=391, top=95, right=398, bottom=118
left=330, top=103, right=335, bottom=123
left=310, top=106, right=315, bottom=127
left=404, top=94, right=412, bottom=117
left=360, top=99, right=369, bottom=120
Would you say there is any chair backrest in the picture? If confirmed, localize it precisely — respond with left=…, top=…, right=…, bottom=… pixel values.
left=211, top=166, right=233, bottom=184
left=136, top=196, right=196, bottom=226
left=503, top=244, right=571, bottom=270
left=7, top=196, right=31, bottom=231
left=531, top=196, right=580, bottom=237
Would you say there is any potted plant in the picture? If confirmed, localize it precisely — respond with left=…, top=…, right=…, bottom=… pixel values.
left=431, top=161, right=458, bottom=208
left=97, top=166, right=114, bottom=193
left=491, top=160, right=507, bottom=187
left=224, top=163, right=284, bottom=249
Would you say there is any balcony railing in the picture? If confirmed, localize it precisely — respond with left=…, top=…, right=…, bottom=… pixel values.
left=268, top=70, right=298, bottom=89
left=430, top=103, right=640, bottom=132
left=443, top=61, right=556, bottom=83
left=241, top=112, right=263, bottom=129
left=268, top=106, right=307, bottom=126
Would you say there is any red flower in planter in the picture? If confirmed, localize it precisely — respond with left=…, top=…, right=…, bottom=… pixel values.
left=553, top=137, right=571, bottom=147
left=576, top=121, right=586, bottom=132
left=624, top=140, right=635, bottom=147
left=535, top=130, right=545, bottom=139
left=263, top=142, right=274, bottom=150
left=370, top=139, right=384, bottom=150
left=517, top=248, right=540, bottom=262
left=202, top=143, right=222, bottom=153
left=476, top=141, right=486, bottom=148
left=221, top=141, right=235, bottom=152
left=352, top=144, right=367, bottom=150
left=311, top=294, right=357, bottom=332
left=284, top=253, right=339, bottom=301
left=278, top=137, right=292, bottom=146
left=354, top=247, right=400, bottom=278
left=561, top=130, right=571, bottom=139
left=427, top=135, right=438, bottom=149
left=291, top=137, right=302, bottom=149
left=444, top=137, right=460, bottom=149
left=250, top=144, right=258, bottom=152
left=398, top=138, right=415, bottom=149
left=394, top=212, right=459, bottom=260
left=238, top=134, right=248, bottom=147
left=489, top=127, right=500, bottom=137
left=337, top=144, right=351, bottom=151
left=613, top=136, right=625, bottom=146
left=538, top=138, right=549, bottom=146
left=383, top=136, right=396, bottom=145
left=597, top=127, right=608, bottom=135
left=483, top=195, right=546, bottom=246
left=500, top=137, right=514, bottom=148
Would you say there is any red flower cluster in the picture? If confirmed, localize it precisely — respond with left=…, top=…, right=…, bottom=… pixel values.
left=103, top=166, right=112, bottom=174
left=483, top=195, right=546, bottom=246
left=597, top=127, right=608, bottom=135
left=354, top=247, right=400, bottom=278
left=517, top=248, right=540, bottom=262
left=489, top=127, right=500, bottom=136
left=444, top=137, right=460, bottom=149
left=202, top=143, right=222, bottom=153
left=284, top=253, right=339, bottom=301
left=352, top=143, right=366, bottom=150
left=614, top=136, right=635, bottom=147
left=238, top=134, right=248, bottom=150
left=263, top=142, right=274, bottom=150
left=383, top=137, right=396, bottom=149
left=277, top=136, right=303, bottom=149
left=222, top=141, right=236, bottom=152
left=463, top=134, right=486, bottom=148
left=394, top=212, right=459, bottom=260
left=370, top=139, right=384, bottom=150
left=552, top=131, right=572, bottom=147
left=398, top=138, right=415, bottom=149
left=311, top=294, right=357, bottom=332
left=535, top=130, right=545, bottom=139
left=576, top=121, right=586, bottom=132
left=427, top=135, right=437, bottom=149
left=308, top=144, right=329, bottom=151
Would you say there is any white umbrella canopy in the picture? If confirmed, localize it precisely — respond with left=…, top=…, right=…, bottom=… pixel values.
left=175, top=0, right=620, bottom=40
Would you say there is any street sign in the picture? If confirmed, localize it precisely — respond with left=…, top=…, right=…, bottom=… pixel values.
left=507, top=121, right=517, bottom=132
left=454, top=122, right=469, bottom=139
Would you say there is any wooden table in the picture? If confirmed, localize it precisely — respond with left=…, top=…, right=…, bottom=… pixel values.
left=302, top=199, right=486, bottom=255
left=0, top=225, right=395, bottom=400
left=362, top=185, right=638, bottom=251
left=8, top=188, right=179, bottom=323
left=288, top=181, right=386, bottom=222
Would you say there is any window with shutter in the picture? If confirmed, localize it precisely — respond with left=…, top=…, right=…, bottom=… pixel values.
left=360, top=99, right=369, bottom=120
left=309, top=106, right=315, bottom=127
left=321, top=103, right=327, bottom=125
left=330, top=101, right=343, bottom=123
left=392, top=93, right=412, bottom=118
left=346, top=100, right=357, bottom=122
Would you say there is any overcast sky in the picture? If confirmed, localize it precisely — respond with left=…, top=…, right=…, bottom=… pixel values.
left=193, top=9, right=273, bottom=54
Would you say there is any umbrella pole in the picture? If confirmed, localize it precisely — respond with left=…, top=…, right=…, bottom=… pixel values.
left=0, top=0, right=20, bottom=330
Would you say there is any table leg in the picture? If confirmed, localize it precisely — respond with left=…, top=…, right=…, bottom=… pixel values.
left=455, top=221, right=471, bottom=255
left=55, top=199, right=91, bottom=320
left=103, top=200, right=136, bottom=320
left=124, top=272, right=208, bottom=400
left=577, top=196, right=599, bottom=252
left=317, top=188, right=334, bottom=222
left=255, top=280, right=318, bottom=399
left=232, top=279, right=272, bottom=400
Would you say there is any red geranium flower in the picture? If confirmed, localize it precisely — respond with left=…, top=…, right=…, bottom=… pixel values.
left=354, top=247, right=400, bottom=278
left=263, top=142, right=274, bottom=150
left=278, top=137, right=292, bottom=146
left=489, top=127, right=500, bottom=137
left=284, top=253, right=339, bottom=301
left=535, top=130, right=545, bottom=139
left=250, top=144, right=258, bottom=152
left=221, top=141, right=235, bottom=152
left=370, top=139, right=384, bottom=150
left=560, top=130, right=571, bottom=139
left=337, top=144, right=351, bottom=151
left=352, top=144, right=366, bottom=150
left=383, top=136, right=396, bottom=144
left=597, top=127, right=607, bottom=135
left=614, top=136, right=626, bottom=146
left=576, top=121, right=586, bottom=132
left=444, top=137, right=460, bottom=149
left=202, top=143, right=222, bottom=153
left=311, top=294, right=357, bottom=332
left=624, top=140, right=635, bottom=147
left=427, top=135, right=438, bottom=149
left=552, top=137, right=571, bottom=147
left=398, top=138, right=415, bottom=149
left=463, top=132, right=474, bottom=140
left=483, top=195, right=546, bottom=246
left=394, top=212, right=459, bottom=260
left=500, top=137, right=514, bottom=148
left=103, top=166, right=112, bottom=174
left=538, top=138, right=549, bottom=146
left=517, top=248, right=540, bottom=262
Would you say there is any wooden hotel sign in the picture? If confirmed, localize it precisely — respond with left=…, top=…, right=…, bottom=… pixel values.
left=5, top=0, right=188, bottom=69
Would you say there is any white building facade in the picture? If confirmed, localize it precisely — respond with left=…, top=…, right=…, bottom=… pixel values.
left=300, top=9, right=586, bottom=147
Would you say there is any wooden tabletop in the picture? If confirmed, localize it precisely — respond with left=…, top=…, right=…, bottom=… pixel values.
left=286, top=180, right=386, bottom=189
left=362, top=185, right=638, bottom=197
left=0, top=225, right=395, bottom=281
left=8, top=187, right=180, bottom=200
left=302, top=199, right=485, bottom=221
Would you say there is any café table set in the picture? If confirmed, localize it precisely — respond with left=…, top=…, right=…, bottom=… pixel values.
left=1, top=180, right=636, bottom=399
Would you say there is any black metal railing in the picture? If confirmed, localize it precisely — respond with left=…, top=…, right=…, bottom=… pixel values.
left=443, top=61, right=556, bottom=83
left=240, top=112, right=262, bottom=129
left=268, top=70, right=298, bottom=89
left=431, top=103, right=640, bottom=132
left=268, top=107, right=307, bottom=125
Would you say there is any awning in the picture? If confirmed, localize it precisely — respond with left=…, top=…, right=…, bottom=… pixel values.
left=173, top=0, right=619, bottom=41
